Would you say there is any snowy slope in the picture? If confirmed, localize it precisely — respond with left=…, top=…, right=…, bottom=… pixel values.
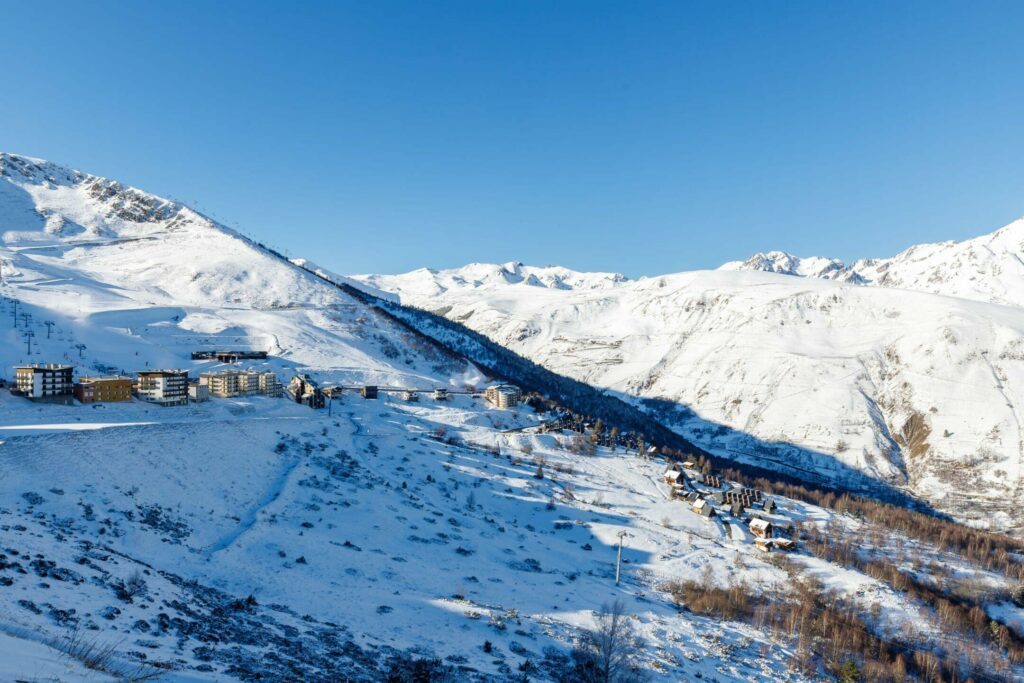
left=721, top=216, right=1024, bottom=308
left=1, top=153, right=1020, bottom=681
left=0, top=153, right=476, bottom=390
left=358, top=263, right=1024, bottom=535
left=0, top=153, right=820, bottom=681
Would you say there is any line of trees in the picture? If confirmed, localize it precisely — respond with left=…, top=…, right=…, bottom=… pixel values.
left=801, top=522, right=1024, bottom=672
left=665, top=562, right=1017, bottom=683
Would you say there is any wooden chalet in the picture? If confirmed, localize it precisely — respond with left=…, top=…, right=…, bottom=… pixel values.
left=663, top=469, right=683, bottom=486
left=692, top=498, right=715, bottom=518
left=749, top=518, right=773, bottom=539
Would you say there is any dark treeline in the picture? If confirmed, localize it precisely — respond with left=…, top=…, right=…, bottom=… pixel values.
left=293, top=259, right=707, bottom=455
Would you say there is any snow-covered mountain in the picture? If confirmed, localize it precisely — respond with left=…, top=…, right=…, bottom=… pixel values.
left=2, top=153, right=1022, bottom=682
left=0, top=153, right=827, bottom=681
left=721, top=216, right=1024, bottom=307
left=719, top=252, right=864, bottom=283
left=359, top=254, right=1024, bottom=536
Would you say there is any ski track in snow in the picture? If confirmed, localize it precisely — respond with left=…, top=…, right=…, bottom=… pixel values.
left=204, top=453, right=304, bottom=558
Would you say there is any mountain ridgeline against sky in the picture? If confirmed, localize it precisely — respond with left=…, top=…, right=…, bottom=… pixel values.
left=3, top=153, right=1024, bottom=682
left=720, top=217, right=1024, bottom=307
left=359, top=215, right=1024, bottom=536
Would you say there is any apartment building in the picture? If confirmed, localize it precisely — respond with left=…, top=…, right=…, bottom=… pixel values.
left=74, top=376, right=132, bottom=403
left=135, top=369, right=189, bottom=406
left=13, top=364, right=74, bottom=404
left=199, top=369, right=280, bottom=398
left=484, top=383, right=522, bottom=408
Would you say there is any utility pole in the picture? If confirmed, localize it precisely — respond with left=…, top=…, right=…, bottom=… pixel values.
left=75, top=343, right=87, bottom=358
left=43, top=321, right=55, bottom=339
left=615, top=531, right=629, bottom=585
left=24, top=330, right=34, bottom=355
left=12, top=299, right=18, bottom=327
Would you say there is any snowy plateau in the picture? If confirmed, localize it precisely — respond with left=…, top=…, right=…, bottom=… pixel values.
left=0, top=153, right=1022, bottom=682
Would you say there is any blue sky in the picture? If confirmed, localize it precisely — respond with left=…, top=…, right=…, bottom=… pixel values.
left=2, top=1, right=1024, bottom=277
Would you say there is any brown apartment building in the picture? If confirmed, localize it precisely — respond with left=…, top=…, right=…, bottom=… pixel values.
left=75, top=376, right=133, bottom=403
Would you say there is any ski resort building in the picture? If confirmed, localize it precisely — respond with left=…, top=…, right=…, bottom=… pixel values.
left=135, top=370, right=189, bottom=406
left=191, top=350, right=268, bottom=362
left=13, top=364, right=74, bottom=404
left=198, top=369, right=280, bottom=398
left=361, top=385, right=378, bottom=399
left=74, top=376, right=132, bottom=403
left=485, top=383, right=522, bottom=408
left=432, top=388, right=449, bottom=401
left=188, top=382, right=209, bottom=402
left=287, top=375, right=325, bottom=409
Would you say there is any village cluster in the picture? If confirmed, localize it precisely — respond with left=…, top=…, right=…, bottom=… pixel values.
left=664, top=464, right=797, bottom=553
left=4, top=350, right=524, bottom=411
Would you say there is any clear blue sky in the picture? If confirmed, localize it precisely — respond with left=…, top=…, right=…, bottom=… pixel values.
left=3, top=1, right=1024, bottom=277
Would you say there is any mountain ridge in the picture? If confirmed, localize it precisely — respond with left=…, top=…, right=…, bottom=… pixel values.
left=356, top=218, right=1024, bottom=536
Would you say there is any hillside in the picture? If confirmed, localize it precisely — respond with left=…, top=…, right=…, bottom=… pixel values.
left=359, top=261, right=1024, bottom=536
left=1, top=153, right=1022, bottom=682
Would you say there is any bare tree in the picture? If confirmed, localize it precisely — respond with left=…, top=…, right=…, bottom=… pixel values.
left=571, top=599, right=647, bottom=682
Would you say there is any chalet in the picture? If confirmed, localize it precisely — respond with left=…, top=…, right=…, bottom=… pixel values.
left=763, top=498, right=777, bottom=514
left=74, top=375, right=132, bottom=403
left=711, top=491, right=726, bottom=505
left=749, top=518, right=773, bottom=539
left=485, top=384, right=522, bottom=408
left=14, top=364, right=74, bottom=404
left=401, top=390, right=419, bottom=402
left=730, top=500, right=746, bottom=517
left=432, top=388, right=449, bottom=401
left=135, top=370, right=189, bottom=406
left=754, top=538, right=773, bottom=553
left=663, top=469, right=683, bottom=486
left=685, top=491, right=700, bottom=503
left=692, top=498, right=715, bottom=518
left=361, top=385, right=378, bottom=399
left=681, top=460, right=696, bottom=469
left=773, top=538, right=796, bottom=552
